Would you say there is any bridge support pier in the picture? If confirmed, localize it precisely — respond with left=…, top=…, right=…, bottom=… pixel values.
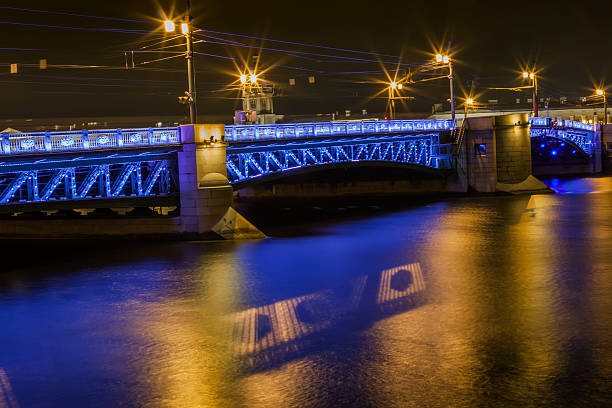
left=461, top=114, right=551, bottom=194
left=177, top=124, right=264, bottom=239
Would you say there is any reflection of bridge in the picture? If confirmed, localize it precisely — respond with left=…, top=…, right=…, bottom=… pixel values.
left=229, top=262, right=426, bottom=370
left=0, top=115, right=602, bottom=238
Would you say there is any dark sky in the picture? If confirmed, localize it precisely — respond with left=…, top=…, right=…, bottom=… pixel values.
left=1, top=0, right=610, bottom=120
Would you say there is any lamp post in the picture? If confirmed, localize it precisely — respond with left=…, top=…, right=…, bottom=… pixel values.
left=164, top=3, right=197, bottom=124
left=239, top=71, right=258, bottom=114
left=523, top=71, right=538, bottom=117
left=464, top=98, right=474, bottom=121
left=388, top=81, right=398, bottom=120
left=596, top=89, right=607, bottom=125
left=436, top=54, right=455, bottom=124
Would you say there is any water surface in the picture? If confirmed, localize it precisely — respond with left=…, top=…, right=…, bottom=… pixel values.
left=1, top=176, right=611, bottom=407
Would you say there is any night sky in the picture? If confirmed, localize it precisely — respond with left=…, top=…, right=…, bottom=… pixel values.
left=1, top=0, right=610, bottom=120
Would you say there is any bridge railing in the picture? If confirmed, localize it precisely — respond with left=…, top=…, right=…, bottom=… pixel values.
left=0, top=127, right=181, bottom=156
left=225, top=119, right=454, bottom=142
left=529, top=117, right=595, bottom=132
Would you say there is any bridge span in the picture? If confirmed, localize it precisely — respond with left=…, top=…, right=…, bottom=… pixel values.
left=0, top=114, right=602, bottom=239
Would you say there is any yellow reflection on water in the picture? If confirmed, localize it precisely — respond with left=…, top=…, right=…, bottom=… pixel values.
left=128, top=246, right=245, bottom=407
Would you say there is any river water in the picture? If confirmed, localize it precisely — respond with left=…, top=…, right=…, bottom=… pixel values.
left=0, top=176, right=611, bottom=407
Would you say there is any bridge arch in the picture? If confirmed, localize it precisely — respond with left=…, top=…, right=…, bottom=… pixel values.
left=529, top=125, right=595, bottom=156
left=226, top=133, right=445, bottom=185
left=231, top=160, right=449, bottom=191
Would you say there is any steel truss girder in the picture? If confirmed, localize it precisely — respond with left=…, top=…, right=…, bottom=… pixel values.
left=0, top=160, right=176, bottom=205
left=226, top=138, right=435, bottom=184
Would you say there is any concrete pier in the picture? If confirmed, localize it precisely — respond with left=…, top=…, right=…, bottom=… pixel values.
left=462, top=114, right=551, bottom=194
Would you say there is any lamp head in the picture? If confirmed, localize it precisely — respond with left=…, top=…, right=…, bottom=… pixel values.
left=164, top=20, right=175, bottom=32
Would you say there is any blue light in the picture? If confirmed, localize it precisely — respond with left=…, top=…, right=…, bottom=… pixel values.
left=226, top=134, right=438, bottom=184
left=1, top=127, right=180, bottom=156
left=551, top=150, right=558, bottom=156
left=226, top=119, right=453, bottom=142
left=540, top=144, right=545, bottom=148
left=572, top=150, right=576, bottom=154
left=560, top=142, right=565, bottom=147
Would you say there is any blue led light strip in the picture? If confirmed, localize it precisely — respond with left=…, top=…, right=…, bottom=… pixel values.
left=225, top=119, right=454, bottom=143
left=0, top=160, right=175, bottom=205
left=0, top=127, right=180, bottom=156
left=226, top=133, right=442, bottom=184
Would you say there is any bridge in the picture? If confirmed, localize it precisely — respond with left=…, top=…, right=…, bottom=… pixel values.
left=0, top=115, right=602, bottom=239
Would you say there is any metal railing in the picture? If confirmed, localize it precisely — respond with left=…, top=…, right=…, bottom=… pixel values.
left=225, top=119, right=454, bottom=142
left=0, top=127, right=181, bottom=156
left=529, top=117, right=595, bottom=132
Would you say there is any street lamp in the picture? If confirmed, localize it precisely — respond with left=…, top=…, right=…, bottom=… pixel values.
left=464, top=97, right=474, bottom=121
left=435, top=54, right=455, bottom=124
left=164, top=13, right=196, bottom=124
left=522, top=71, right=538, bottom=117
left=596, top=88, right=607, bottom=124
left=388, top=82, right=397, bottom=119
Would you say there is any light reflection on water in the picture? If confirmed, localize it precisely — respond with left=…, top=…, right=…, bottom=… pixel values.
left=0, top=176, right=611, bottom=407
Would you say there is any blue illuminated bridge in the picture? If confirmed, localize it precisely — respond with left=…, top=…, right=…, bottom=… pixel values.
left=0, top=117, right=598, bottom=211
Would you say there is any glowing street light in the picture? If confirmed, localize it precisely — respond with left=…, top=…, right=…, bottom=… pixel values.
left=164, top=20, right=175, bottom=32
left=386, top=80, right=405, bottom=119
left=434, top=53, right=454, bottom=123
left=249, top=73, right=257, bottom=84
left=596, top=88, right=607, bottom=124
left=522, top=71, right=538, bottom=117
left=239, top=74, right=247, bottom=84
left=163, top=12, right=196, bottom=123
left=464, top=98, right=474, bottom=120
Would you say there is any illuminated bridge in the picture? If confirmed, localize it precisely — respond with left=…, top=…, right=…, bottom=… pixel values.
left=0, top=115, right=602, bottom=239
left=0, top=119, right=454, bottom=209
left=224, top=119, right=455, bottom=186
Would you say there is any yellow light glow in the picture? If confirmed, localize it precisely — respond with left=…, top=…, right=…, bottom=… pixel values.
left=239, top=74, right=247, bottom=84
left=522, top=72, right=529, bottom=78
left=390, top=81, right=397, bottom=90
left=596, top=89, right=604, bottom=95
left=181, top=23, right=189, bottom=34
left=466, top=98, right=474, bottom=105
left=436, top=54, right=443, bottom=62
left=530, top=73, right=535, bottom=79
left=249, top=74, right=257, bottom=84
left=164, top=20, right=175, bottom=32
left=397, top=83, right=403, bottom=90
left=443, top=55, right=450, bottom=64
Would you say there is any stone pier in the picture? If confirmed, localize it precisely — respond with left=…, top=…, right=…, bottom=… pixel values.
left=461, top=114, right=551, bottom=194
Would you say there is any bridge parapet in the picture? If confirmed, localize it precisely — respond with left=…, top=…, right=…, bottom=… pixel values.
left=225, top=119, right=454, bottom=142
left=529, top=116, right=595, bottom=131
left=529, top=116, right=598, bottom=156
left=0, top=127, right=180, bottom=156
